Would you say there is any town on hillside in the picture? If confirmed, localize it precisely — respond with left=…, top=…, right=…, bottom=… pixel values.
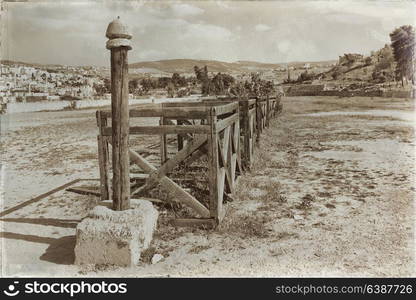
left=1, top=25, right=414, bottom=114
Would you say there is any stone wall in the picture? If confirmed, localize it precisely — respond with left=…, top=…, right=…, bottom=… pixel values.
left=285, top=84, right=414, bottom=98
left=2, top=95, right=202, bottom=114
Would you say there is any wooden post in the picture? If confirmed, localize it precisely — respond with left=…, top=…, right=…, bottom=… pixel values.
left=266, top=95, right=270, bottom=127
left=241, top=99, right=250, bottom=169
left=177, top=119, right=184, bottom=151
left=255, top=97, right=261, bottom=142
left=207, top=107, right=221, bottom=222
left=160, top=116, right=168, bottom=164
left=96, top=111, right=111, bottom=200
left=106, top=17, right=132, bottom=211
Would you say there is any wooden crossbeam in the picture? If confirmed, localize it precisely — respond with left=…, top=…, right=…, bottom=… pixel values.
left=102, top=125, right=210, bottom=136
left=100, top=107, right=208, bottom=119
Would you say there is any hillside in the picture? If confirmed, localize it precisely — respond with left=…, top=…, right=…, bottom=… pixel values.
left=0, top=60, right=64, bottom=69
left=129, top=59, right=337, bottom=74
left=129, top=59, right=271, bottom=73
left=1, top=58, right=337, bottom=75
left=320, top=46, right=395, bottom=83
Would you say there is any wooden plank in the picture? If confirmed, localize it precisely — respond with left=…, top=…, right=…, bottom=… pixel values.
left=227, top=125, right=235, bottom=189
left=266, top=96, right=270, bottom=127
left=216, top=113, right=239, bottom=132
left=207, top=108, right=221, bottom=220
left=249, top=114, right=255, bottom=161
left=129, top=148, right=157, bottom=173
left=102, top=107, right=208, bottom=119
left=0, top=179, right=81, bottom=218
left=130, top=173, right=149, bottom=179
left=177, top=119, right=184, bottom=151
left=159, top=176, right=210, bottom=218
left=256, top=98, right=261, bottom=141
left=66, top=187, right=101, bottom=197
left=213, top=102, right=239, bottom=116
left=233, top=117, right=243, bottom=175
left=241, top=100, right=250, bottom=169
left=102, top=125, right=210, bottom=136
left=160, top=117, right=168, bottom=164
left=96, top=111, right=111, bottom=201
left=218, top=129, right=234, bottom=194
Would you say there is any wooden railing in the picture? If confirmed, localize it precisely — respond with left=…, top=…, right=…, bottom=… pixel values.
left=96, top=94, right=282, bottom=227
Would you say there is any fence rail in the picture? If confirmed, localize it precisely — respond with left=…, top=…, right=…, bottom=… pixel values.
left=96, top=95, right=282, bottom=227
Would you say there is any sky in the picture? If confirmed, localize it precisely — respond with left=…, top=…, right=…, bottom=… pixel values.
left=1, top=0, right=415, bottom=66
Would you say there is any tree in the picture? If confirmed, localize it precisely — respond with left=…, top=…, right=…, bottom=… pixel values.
left=364, top=57, right=372, bottom=65
left=332, top=70, right=341, bottom=80
left=171, top=72, right=187, bottom=87
left=104, top=78, right=111, bottom=93
left=194, top=65, right=210, bottom=95
left=128, top=79, right=139, bottom=94
left=93, top=83, right=106, bottom=96
left=166, top=82, right=176, bottom=98
left=296, top=70, right=315, bottom=83
left=140, top=78, right=153, bottom=93
left=372, top=44, right=395, bottom=82
left=390, top=25, right=415, bottom=85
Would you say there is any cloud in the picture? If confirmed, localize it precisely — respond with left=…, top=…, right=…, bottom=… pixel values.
left=171, top=3, right=204, bottom=17
left=137, top=49, right=167, bottom=61
left=183, top=23, right=232, bottom=40
left=255, top=24, right=271, bottom=32
left=3, top=0, right=416, bottom=66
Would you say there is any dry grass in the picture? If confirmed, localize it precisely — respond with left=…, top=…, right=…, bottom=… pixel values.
left=218, top=211, right=273, bottom=239
left=188, top=245, right=211, bottom=254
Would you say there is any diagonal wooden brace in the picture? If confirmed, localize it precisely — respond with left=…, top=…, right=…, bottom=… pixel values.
left=151, top=135, right=208, bottom=180
left=129, top=149, right=210, bottom=218
left=107, top=139, right=210, bottom=217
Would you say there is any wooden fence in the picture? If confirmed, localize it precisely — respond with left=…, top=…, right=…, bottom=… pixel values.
left=96, top=95, right=281, bottom=227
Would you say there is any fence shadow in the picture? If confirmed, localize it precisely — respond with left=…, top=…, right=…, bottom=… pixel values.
left=0, top=217, right=80, bottom=228
left=1, top=231, right=76, bottom=265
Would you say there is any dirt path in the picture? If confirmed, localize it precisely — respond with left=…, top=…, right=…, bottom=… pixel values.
left=1, top=96, right=414, bottom=277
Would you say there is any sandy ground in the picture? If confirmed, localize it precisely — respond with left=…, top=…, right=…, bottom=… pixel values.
left=0, top=96, right=415, bottom=277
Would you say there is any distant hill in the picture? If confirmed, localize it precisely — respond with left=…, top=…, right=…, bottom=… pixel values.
left=0, top=60, right=64, bottom=69
left=129, top=59, right=258, bottom=73
left=1, top=58, right=338, bottom=75
left=129, top=59, right=337, bottom=74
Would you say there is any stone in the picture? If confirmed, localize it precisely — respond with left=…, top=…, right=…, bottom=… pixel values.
left=293, top=214, right=304, bottom=220
left=151, top=254, right=164, bottom=264
left=74, top=199, right=158, bottom=267
left=105, top=17, right=132, bottom=39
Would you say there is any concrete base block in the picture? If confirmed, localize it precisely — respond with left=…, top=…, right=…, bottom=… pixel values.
left=74, top=199, right=158, bottom=266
